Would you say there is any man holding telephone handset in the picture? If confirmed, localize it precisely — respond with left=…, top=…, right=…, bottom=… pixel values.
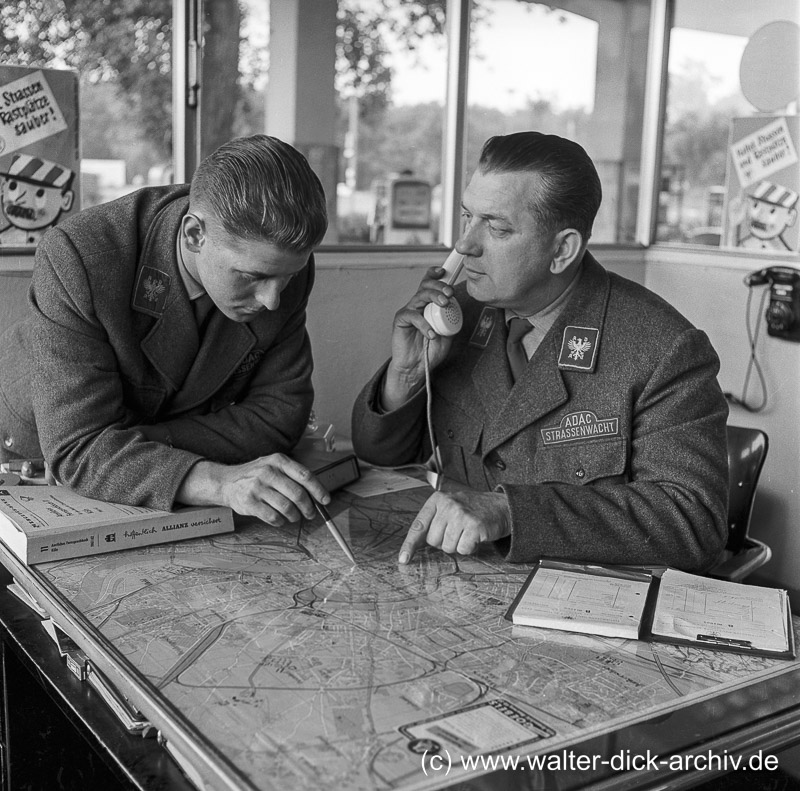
left=352, top=131, right=729, bottom=571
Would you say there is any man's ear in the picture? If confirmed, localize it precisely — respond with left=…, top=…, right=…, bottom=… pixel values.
left=550, top=228, right=583, bottom=275
left=182, top=212, right=205, bottom=252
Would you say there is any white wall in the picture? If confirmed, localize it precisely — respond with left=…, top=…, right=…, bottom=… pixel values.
left=644, top=248, right=800, bottom=599
left=307, top=252, right=441, bottom=438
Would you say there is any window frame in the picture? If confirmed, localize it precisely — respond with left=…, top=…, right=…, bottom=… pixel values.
left=173, top=0, right=657, bottom=253
left=8, top=0, right=791, bottom=275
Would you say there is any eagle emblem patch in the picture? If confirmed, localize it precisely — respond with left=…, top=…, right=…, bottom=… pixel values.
left=469, top=307, right=498, bottom=348
left=133, top=266, right=171, bottom=316
left=558, top=326, right=600, bottom=371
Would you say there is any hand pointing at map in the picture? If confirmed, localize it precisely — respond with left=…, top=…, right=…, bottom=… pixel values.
left=398, top=489, right=512, bottom=564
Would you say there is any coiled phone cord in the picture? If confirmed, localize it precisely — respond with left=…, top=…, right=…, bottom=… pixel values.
left=724, top=285, right=768, bottom=413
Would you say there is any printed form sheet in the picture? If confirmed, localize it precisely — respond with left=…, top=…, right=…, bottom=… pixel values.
left=651, top=569, right=791, bottom=654
left=512, top=567, right=650, bottom=638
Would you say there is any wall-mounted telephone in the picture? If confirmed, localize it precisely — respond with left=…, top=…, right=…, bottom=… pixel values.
left=744, top=265, right=800, bottom=341
left=423, top=249, right=465, bottom=336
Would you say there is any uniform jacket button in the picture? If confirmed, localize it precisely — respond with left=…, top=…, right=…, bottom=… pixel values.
left=575, top=467, right=586, bottom=479
left=2, top=434, right=13, bottom=449
left=446, top=429, right=454, bottom=439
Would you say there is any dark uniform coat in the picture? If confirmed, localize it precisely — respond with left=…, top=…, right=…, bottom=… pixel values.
left=0, top=186, right=314, bottom=509
left=351, top=254, right=729, bottom=571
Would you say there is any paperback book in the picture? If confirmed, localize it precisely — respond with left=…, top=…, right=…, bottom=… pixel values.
left=0, top=486, right=234, bottom=565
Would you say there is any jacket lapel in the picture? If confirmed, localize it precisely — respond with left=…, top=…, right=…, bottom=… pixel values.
left=168, top=314, right=255, bottom=413
left=470, top=310, right=515, bottom=420
left=132, top=196, right=256, bottom=408
left=133, top=197, right=198, bottom=391
left=481, top=254, right=611, bottom=454
left=482, top=330, right=569, bottom=453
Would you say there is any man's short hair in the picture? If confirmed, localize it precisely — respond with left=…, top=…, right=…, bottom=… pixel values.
left=478, top=131, right=602, bottom=242
left=190, top=135, right=328, bottom=252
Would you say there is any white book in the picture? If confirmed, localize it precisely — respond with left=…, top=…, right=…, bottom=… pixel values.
left=0, top=485, right=234, bottom=564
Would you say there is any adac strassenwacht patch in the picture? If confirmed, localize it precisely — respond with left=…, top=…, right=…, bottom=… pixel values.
left=541, top=410, right=619, bottom=445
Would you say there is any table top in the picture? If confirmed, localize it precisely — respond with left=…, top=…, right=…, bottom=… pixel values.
left=0, top=564, right=195, bottom=791
left=3, top=476, right=800, bottom=791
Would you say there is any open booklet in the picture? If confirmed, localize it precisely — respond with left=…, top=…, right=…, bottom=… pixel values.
left=506, top=559, right=795, bottom=659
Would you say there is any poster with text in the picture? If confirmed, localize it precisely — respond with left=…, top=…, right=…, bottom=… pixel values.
left=722, top=116, right=800, bottom=252
left=0, top=65, right=80, bottom=250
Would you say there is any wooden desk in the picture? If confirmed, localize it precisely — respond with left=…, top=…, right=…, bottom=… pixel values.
left=1, top=481, right=799, bottom=791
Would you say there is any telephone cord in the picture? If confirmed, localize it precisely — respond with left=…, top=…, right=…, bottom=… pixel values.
left=725, top=286, right=768, bottom=413
left=423, top=336, right=443, bottom=489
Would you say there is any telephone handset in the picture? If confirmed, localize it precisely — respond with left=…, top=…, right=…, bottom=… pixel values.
left=743, top=264, right=800, bottom=341
left=423, top=249, right=465, bottom=336
left=744, top=266, right=800, bottom=287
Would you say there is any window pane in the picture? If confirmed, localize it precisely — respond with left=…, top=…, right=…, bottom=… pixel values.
left=202, top=0, right=447, bottom=245
left=0, top=1, right=173, bottom=213
left=466, top=1, right=650, bottom=244
left=659, top=0, right=800, bottom=250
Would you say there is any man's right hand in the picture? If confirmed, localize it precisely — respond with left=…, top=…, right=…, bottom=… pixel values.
left=381, top=265, right=459, bottom=411
left=176, top=453, right=330, bottom=527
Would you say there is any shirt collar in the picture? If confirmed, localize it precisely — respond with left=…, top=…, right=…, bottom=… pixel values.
left=504, top=261, right=584, bottom=332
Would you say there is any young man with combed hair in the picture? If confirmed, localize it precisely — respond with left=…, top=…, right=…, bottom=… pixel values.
left=0, top=134, right=331, bottom=526
left=352, top=131, right=729, bottom=572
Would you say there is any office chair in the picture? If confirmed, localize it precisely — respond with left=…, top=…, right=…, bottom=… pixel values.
left=708, top=425, right=771, bottom=582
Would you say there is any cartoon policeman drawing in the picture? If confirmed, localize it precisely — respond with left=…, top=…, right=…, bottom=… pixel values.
left=0, top=153, right=75, bottom=246
left=736, top=179, right=798, bottom=251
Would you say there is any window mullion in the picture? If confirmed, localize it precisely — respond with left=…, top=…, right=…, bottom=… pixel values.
left=440, top=0, right=471, bottom=247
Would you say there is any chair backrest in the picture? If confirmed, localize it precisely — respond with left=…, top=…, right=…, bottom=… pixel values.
left=726, top=425, right=769, bottom=553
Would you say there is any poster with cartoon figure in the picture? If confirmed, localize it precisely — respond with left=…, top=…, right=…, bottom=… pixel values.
left=0, top=66, right=80, bottom=250
left=723, top=116, right=800, bottom=252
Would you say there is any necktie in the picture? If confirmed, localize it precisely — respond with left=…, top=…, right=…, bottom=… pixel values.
left=506, top=317, right=532, bottom=382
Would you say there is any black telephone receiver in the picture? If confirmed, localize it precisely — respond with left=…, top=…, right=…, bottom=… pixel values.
left=743, top=265, right=800, bottom=340
left=744, top=266, right=800, bottom=287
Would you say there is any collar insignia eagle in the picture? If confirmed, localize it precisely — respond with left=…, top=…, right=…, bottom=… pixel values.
left=133, top=265, right=172, bottom=316
left=558, top=326, right=600, bottom=371
left=469, top=307, right=498, bottom=348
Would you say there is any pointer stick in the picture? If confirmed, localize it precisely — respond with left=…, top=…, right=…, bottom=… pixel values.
left=314, top=501, right=357, bottom=565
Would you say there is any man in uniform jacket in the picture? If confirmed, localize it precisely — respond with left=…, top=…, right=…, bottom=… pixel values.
left=0, top=135, right=332, bottom=526
left=351, top=132, right=729, bottom=572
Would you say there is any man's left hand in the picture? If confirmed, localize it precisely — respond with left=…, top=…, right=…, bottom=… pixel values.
left=398, top=490, right=512, bottom=564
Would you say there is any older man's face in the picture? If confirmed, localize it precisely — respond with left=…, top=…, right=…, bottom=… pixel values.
left=455, top=169, right=562, bottom=315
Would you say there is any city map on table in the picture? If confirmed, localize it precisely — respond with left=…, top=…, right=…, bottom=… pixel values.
left=24, top=487, right=800, bottom=791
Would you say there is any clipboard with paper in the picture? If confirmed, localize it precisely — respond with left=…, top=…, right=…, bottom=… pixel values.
left=506, top=560, right=795, bottom=659
left=647, top=568, right=794, bottom=658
